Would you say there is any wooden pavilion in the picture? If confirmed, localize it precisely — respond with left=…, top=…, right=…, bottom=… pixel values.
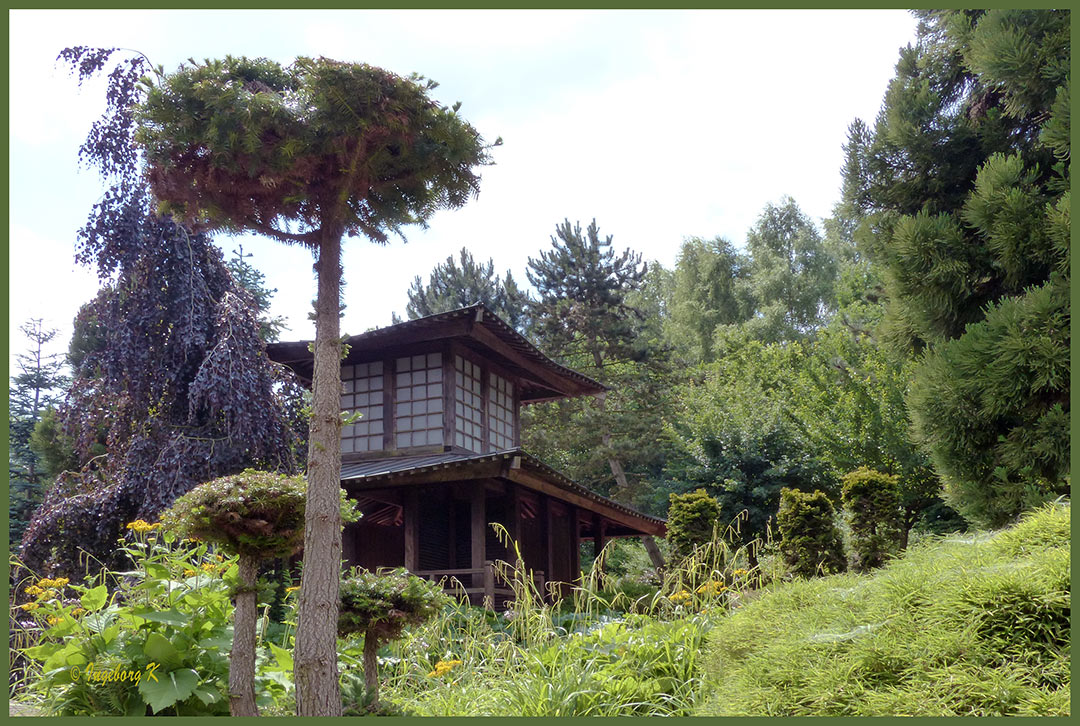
left=267, top=304, right=665, bottom=606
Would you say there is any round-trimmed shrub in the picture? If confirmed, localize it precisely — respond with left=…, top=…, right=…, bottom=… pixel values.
left=841, top=467, right=903, bottom=572
left=339, top=567, right=448, bottom=709
left=777, top=488, right=846, bottom=578
left=162, top=469, right=308, bottom=717
left=667, top=489, right=722, bottom=561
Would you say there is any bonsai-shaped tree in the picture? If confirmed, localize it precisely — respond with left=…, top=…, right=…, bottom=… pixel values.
left=135, top=55, right=495, bottom=716
left=338, top=567, right=448, bottom=710
left=840, top=467, right=903, bottom=572
left=162, top=470, right=308, bottom=716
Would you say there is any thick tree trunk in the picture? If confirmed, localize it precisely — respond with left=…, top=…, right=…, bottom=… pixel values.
left=294, top=228, right=344, bottom=717
left=229, top=555, right=259, bottom=717
left=362, top=629, right=380, bottom=708
left=640, top=535, right=666, bottom=570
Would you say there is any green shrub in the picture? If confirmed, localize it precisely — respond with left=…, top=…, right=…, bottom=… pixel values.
left=161, top=469, right=308, bottom=559
left=777, top=488, right=846, bottom=578
left=841, top=467, right=903, bottom=572
left=339, top=567, right=448, bottom=709
left=667, top=489, right=722, bottom=560
left=697, top=502, right=1071, bottom=716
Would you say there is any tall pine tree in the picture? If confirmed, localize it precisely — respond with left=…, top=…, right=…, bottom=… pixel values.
left=405, top=247, right=530, bottom=332
left=8, top=320, right=68, bottom=547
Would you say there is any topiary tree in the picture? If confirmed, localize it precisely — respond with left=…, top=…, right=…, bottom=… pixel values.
left=133, top=55, right=495, bottom=716
left=338, top=567, right=448, bottom=710
left=777, top=488, right=846, bottom=578
left=666, top=489, right=722, bottom=561
left=840, top=467, right=903, bottom=572
left=162, top=470, right=307, bottom=717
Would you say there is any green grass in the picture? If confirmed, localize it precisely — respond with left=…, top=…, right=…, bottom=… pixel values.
left=696, top=501, right=1070, bottom=716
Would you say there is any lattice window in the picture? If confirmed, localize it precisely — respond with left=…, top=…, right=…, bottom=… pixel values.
left=488, top=371, right=515, bottom=450
left=454, top=354, right=484, bottom=452
left=341, top=361, right=385, bottom=454
left=394, top=353, right=444, bottom=448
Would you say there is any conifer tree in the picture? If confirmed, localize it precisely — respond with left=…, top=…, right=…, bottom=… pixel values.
left=844, top=9, right=1069, bottom=526
left=405, top=247, right=530, bottom=331
left=8, top=320, right=67, bottom=546
left=227, top=245, right=288, bottom=342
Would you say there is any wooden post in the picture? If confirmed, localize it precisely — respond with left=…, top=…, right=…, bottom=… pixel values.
left=470, top=482, right=485, bottom=597
left=483, top=560, right=495, bottom=611
left=543, top=495, right=554, bottom=602
left=442, top=343, right=455, bottom=449
left=404, top=490, right=418, bottom=571
left=507, top=482, right=520, bottom=558
left=593, top=515, right=606, bottom=574
left=570, top=507, right=581, bottom=586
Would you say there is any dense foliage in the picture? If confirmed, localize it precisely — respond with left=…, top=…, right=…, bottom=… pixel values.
left=405, top=247, right=530, bottom=331
left=840, top=467, right=902, bottom=572
left=19, top=200, right=300, bottom=577
left=666, top=489, right=722, bottom=561
left=162, top=470, right=308, bottom=560
left=843, top=9, right=1070, bottom=526
left=777, top=488, right=846, bottom=578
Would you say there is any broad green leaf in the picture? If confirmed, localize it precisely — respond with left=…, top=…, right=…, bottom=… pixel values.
left=22, top=642, right=61, bottom=661
left=192, top=684, right=222, bottom=706
left=131, top=607, right=190, bottom=627
left=268, top=642, right=293, bottom=671
left=80, top=584, right=108, bottom=612
left=138, top=667, right=199, bottom=714
left=143, top=632, right=182, bottom=670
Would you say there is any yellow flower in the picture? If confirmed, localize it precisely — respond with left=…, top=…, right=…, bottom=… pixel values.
left=733, top=569, right=748, bottom=576
left=669, top=590, right=692, bottom=604
left=71, top=608, right=86, bottom=618
left=46, top=616, right=62, bottom=626
left=427, top=659, right=462, bottom=677
left=183, top=569, right=196, bottom=577
left=696, top=580, right=727, bottom=595
left=126, top=520, right=161, bottom=534
left=18, top=602, right=39, bottom=611
left=201, top=562, right=217, bottom=573
left=285, top=586, right=300, bottom=594
left=215, top=554, right=224, bottom=562
left=24, top=585, right=44, bottom=597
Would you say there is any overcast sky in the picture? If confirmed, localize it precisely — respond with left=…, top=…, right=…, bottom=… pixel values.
left=8, top=9, right=918, bottom=367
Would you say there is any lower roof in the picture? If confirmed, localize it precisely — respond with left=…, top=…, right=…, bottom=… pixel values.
left=339, top=448, right=666, bottom=537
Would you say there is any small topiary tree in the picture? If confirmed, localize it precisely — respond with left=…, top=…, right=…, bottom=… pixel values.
left=338, top=567, right=448, bottom=710
left=777, top=488, right=846, bottom=578
left=841, top=467, right=904, bottom=572
left=667, top=489, right=722, bottom=561
left=162, top=469, right=307, bottom=717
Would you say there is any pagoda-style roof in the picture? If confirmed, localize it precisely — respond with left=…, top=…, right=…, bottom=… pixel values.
left=266, top=303, right=607, bottom=403
left=339, top=448, right=666, bottom=537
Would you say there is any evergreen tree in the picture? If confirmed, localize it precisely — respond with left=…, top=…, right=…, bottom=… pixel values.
left=8, top=320, right=67, bottom=547
left=227, top=244, right=288, bottom=342
left=843, top=10, right=1069, bottom=526
left=742, top=197, right=837, bottom=343
left=405, top=247, right=531, bottom=331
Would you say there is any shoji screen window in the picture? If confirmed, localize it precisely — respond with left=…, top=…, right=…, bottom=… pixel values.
left=454, top=355, right=484, bottom=452
left=394, top=353, right=444, bottom=448
left=488, top=371, right=515, bottom=450
left=341, top=361, right=384, bottom=454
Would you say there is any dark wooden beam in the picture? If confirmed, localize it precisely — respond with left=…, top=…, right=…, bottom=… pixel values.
left=468, top=323, right=580, bottom=397
left=505, top=468, right=665, bottom=536
left=404, top=490, right=418, bottom=571
left=470, top=482, right=485, bottom=572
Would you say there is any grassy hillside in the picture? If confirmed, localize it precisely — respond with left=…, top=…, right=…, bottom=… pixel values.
left=697, top=502, right=1070, bottom=716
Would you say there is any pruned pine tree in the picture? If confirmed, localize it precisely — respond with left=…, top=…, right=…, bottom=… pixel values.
left=406, top=247, right=531, bottom=332
left=129, top=54, right=494, bottom=716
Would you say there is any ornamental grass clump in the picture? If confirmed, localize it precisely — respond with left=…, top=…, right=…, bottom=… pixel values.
left=162, top=469, right=306, bottom=717
left=338, top=567, right=448, bottom=710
